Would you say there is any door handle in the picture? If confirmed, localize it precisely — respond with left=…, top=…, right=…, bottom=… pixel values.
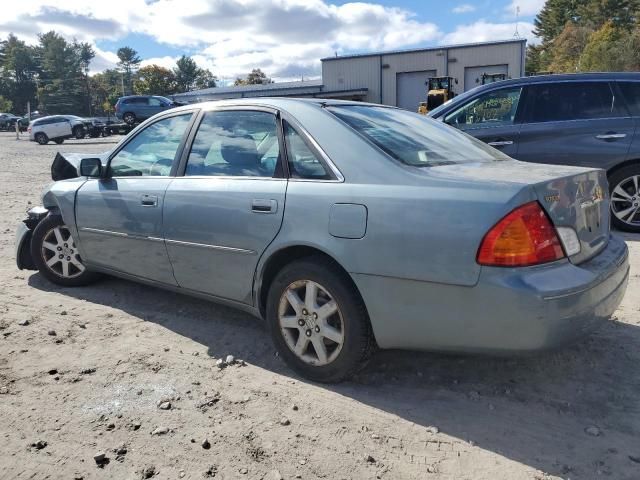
left=596, top=133, right=626, bottom=140
left=251, top=199, right=277, bottom=214
left=140, top=194, right=158, bottom=207
left=487, top=140, right=514, bottom=147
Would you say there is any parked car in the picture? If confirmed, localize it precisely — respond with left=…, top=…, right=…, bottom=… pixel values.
left=428, top=72, right=640, bottom=232
left=0, top=113, right=21, bottom=131
left=83, top=117, right=109, bottom=138
left=16, top=99, right=629, bottom=382
left=28, top=115, right=90, bottom=144
left=115, top=95, right=178, bottom=125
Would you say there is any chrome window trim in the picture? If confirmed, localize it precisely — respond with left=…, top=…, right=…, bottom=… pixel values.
left=80, top=228, right=254, bottom=254
left=164, top=238, right=255, bottom=255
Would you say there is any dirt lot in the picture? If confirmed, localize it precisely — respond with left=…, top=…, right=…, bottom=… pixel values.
left=0, top=131, right=639, bottom=480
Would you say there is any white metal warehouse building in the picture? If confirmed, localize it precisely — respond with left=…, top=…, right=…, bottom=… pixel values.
left=173, top=39, right=526, bottom=111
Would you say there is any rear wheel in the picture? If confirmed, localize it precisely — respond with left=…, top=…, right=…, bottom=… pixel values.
left=609, top=165, right=640, bottom=233
left=266, top=257, right=374, bottom=383
left=35, top=132, right=48, bottom=145
left=123, top=112, right=136, bottom=125
left=31, top=215, right=101, bottom=287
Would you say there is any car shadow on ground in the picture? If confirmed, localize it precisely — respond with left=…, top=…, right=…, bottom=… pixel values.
left=28, top=272, right=640, bottom=478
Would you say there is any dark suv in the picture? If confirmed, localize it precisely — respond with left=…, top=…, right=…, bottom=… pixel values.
left=429, top=73, right=640, bottom=232
left=115, top=95, right=177, bottom=125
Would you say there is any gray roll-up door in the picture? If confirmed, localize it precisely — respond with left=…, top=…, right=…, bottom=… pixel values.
left=396, top=70, right=437, bottom=111
left=464, top=65, right=508, bottom=91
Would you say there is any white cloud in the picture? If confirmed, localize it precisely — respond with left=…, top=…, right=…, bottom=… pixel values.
left=441, top=20, right=538, bottom=45
left=452, top=4, right=476, bottom=14
left=0, top=0, right=443, bottom=81
left=505, top=0, right=545, bottom=17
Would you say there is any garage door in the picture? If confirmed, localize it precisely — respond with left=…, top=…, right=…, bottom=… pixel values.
left=464, top=65, right=508, bottom=92
left=396, top=70, right=436, bottom=111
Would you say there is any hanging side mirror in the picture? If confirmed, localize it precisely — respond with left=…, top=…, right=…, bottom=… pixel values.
left=80, top=157, right=103, bottom=177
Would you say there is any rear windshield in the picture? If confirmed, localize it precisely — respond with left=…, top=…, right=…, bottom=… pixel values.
left=328, top=105, right=509, bottom=167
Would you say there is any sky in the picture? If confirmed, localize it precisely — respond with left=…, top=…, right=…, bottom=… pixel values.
left=0, top=0, right=544, bottom=85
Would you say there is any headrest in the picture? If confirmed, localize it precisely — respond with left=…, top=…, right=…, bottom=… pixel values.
left=220, top=134, right=260, bottom=167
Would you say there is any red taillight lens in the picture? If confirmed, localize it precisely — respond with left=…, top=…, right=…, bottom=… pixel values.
left=477, top=201, right=565, bottom=267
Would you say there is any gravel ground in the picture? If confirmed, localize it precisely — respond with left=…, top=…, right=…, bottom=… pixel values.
left=0, top=131, right=639, bottom=480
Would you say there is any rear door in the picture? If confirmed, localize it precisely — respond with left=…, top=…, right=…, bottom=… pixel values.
left=516, top=81, right=633, bottom=169
left=163, top=107, right=287, bottom=303
left=75, top=110, right=197, bottom=283
left=442, top=85, right=525, bottom=157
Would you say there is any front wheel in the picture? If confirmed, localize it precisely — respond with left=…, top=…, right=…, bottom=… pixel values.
left=609, top=165, right=640, bottom=233
left=266, top=257, right=374, bottom=383
left=73, top=126, right=85, bottom=139
left=31, top=214, right=101, bottom=287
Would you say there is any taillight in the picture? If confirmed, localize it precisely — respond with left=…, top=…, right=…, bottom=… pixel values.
left=477, top=201, right=565, bottom=267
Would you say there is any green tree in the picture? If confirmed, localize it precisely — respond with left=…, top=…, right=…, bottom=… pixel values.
left=117, top=46, right=141, bottom=95
left=579, top=21, right=629, bottom=71
left=173, top=55, right=217, bottom=92
left=234, top=68, right=272, bottom=86
left=0, top=34, right=38, bottom=113
left=0, top=95, right=12, bottom=112
left=134, top=65, right=177, bottom=95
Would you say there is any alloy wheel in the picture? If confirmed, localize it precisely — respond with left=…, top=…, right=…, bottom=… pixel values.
left=278, top=280, right=344, bottom=366
left=611, top=175, right=640, bottom=227
left=40, top=225, right=85, bottom=279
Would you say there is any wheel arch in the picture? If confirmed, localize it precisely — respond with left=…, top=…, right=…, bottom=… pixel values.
left=607, top=158, right=640, bottom=181
left=255, top=244, right=369, bottom=322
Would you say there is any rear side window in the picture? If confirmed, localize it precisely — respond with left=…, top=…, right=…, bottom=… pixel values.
left=618, top=82, right=640, bottom=116
left=329, top=105, right=509, bottom=167
left=185, top=110, right=281, bottom=178
left=527, top=82, right=620, bottom=123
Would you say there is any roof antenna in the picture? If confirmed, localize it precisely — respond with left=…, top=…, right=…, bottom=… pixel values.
left=513, top=5, right=521, bottom=38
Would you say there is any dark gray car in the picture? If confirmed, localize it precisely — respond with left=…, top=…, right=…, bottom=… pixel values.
left=429, top=73, right=640, bottom=232
left=115, top=95, right=177, bottom=125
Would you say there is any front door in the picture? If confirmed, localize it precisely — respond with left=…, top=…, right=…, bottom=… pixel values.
left=516, top=81, right=633, bottom=168
left=75, top=111, right=196, bottom=283
left=442, top=85, right=524, bottom=157
left=163, top=108, right=286, bottom=304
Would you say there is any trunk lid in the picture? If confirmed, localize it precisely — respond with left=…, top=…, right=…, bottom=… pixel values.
left=532, top=167, right=609, bottom=264
left=425, top=160, right=610, bottom=264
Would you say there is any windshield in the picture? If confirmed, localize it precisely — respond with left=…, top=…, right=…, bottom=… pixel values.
left=328, top=105, right=509, bottom=167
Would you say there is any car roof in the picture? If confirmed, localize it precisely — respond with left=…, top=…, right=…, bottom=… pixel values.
left=167, top=97, right=388, bottom=114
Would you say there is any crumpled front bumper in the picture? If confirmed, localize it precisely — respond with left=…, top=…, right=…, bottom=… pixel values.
left=15, top=206, right=49, bottom=270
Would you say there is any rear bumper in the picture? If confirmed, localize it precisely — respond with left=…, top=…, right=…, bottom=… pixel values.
left=353, top=234, right=629, bottom=353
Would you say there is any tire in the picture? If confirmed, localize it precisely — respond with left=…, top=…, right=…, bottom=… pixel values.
left=609, top=164, right=640, bottom=233
left=35, top=132, right=48, bottom=145
left=31, top=214, right=101, bottom=287
left=123, top=112, right=136, bottom=125
left=266, top=257, right=375, bottom=383
left=54, top=138, right=64, bottom=144
left=73, top=126, right=85, bottom=139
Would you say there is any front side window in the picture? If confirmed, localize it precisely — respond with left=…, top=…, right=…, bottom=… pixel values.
left=527, top=82, right=620, bottom=123
left=618, top=82, right=640, bottom=116
left=109, top=113, right=193, bottom=177
left=329, top=105, right=509, bottom=167
left=185, top=110, right=280, bottom=177
left=444, top=87, right=522, bottom=129
left=284, top=122, right=330, bottom=179
left=148, top=97, right=164, bottom=107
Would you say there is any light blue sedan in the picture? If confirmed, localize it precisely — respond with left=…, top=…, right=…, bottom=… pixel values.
left=16, top=99, right=629, bottom=382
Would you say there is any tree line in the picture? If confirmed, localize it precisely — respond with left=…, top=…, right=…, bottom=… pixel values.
left=0, top=31, right=274, bottom=117
left=527, top=0, right=640, bottom=73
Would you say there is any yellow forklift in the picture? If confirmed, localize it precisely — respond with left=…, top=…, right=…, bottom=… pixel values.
left=418, top=76, right=456, bottom=114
